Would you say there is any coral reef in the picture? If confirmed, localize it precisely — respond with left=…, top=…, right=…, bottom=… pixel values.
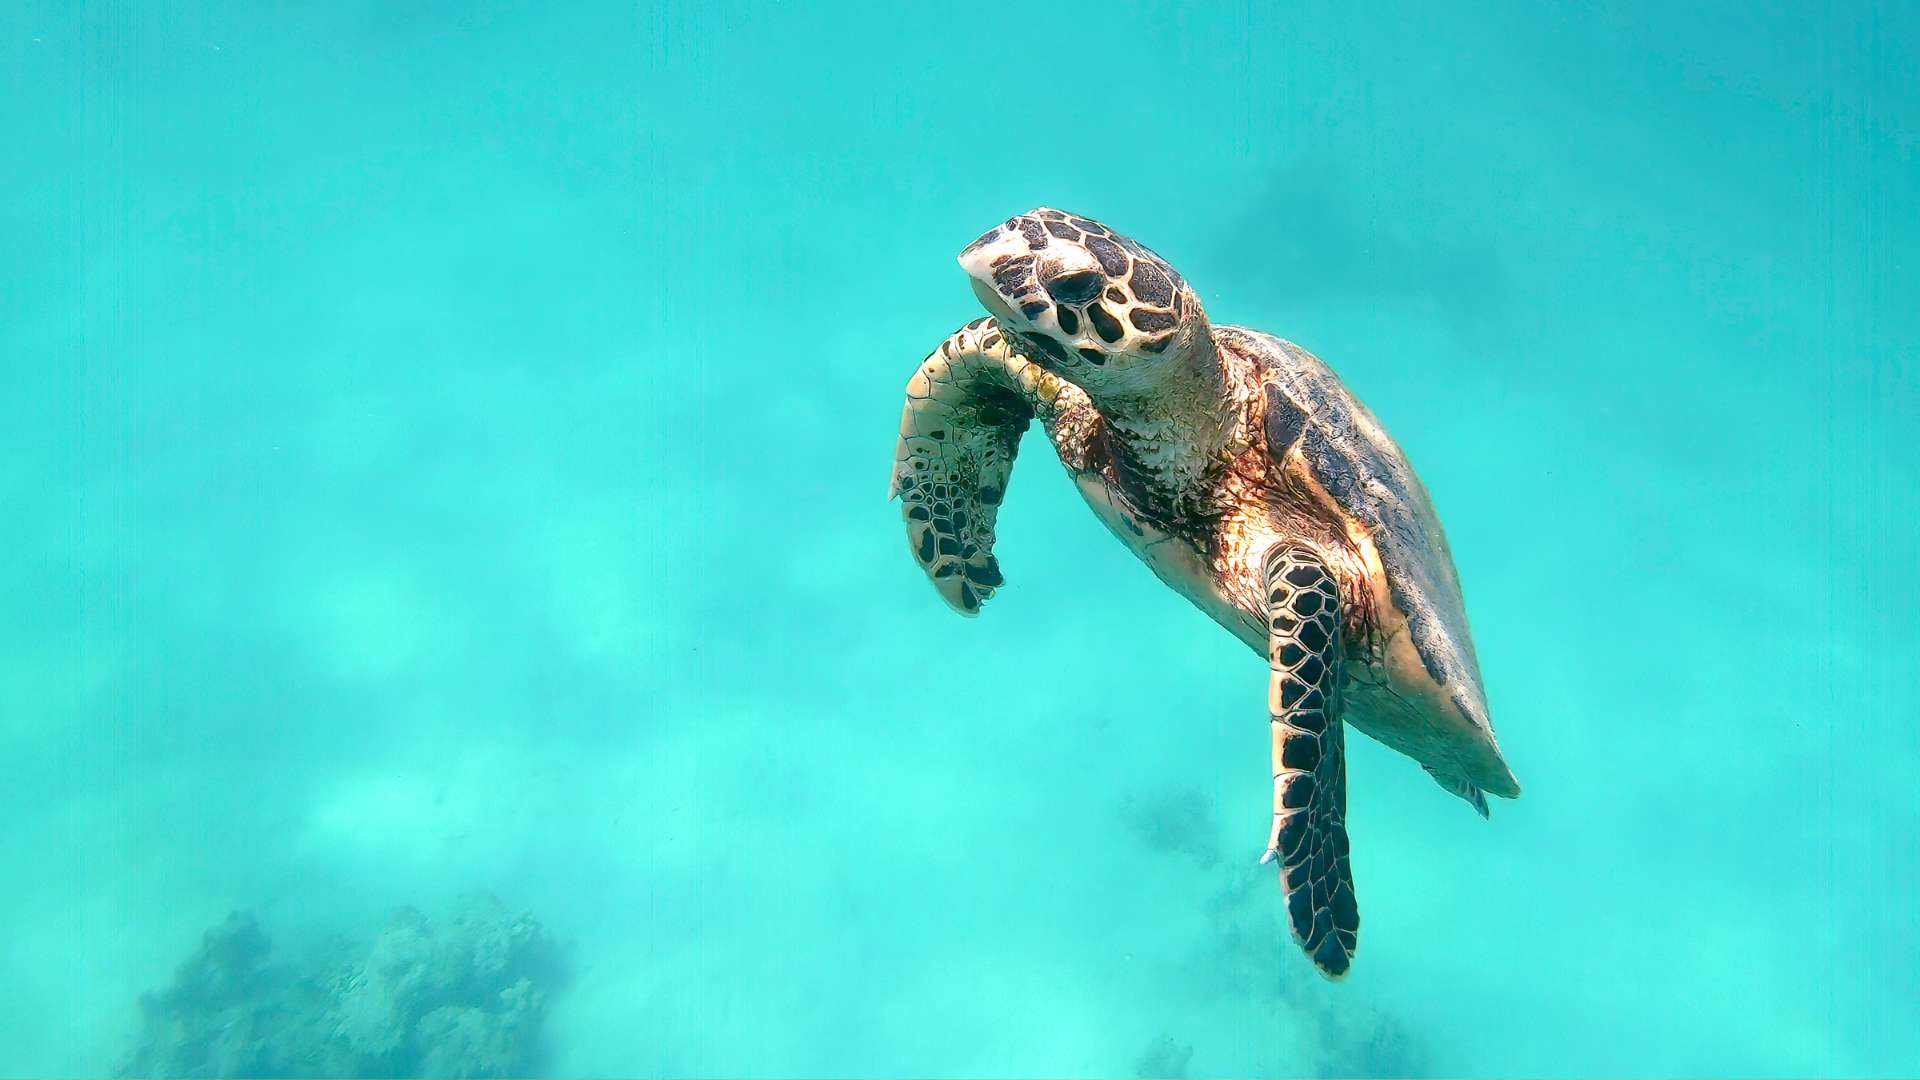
left=119, top=895, right=567, bottom=1078
left=1305, top=1002, right=1426, bottom=1079
left=1123, top=783, right=1432, bottom=1078
left=1135, top=1034, right=1196, bottom=1078
left=1120, top=786, right=1223, bottom=870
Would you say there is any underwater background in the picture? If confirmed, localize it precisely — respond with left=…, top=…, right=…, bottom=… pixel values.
left=4, top=0, right=1917, bottom=1075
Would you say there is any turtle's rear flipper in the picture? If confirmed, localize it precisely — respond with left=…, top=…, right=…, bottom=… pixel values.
left=1261, top=543, right=1360, bottom=979
left=890, top=320, right=1059, bottom=616
left=1423, top=764, right=1491, bottom=818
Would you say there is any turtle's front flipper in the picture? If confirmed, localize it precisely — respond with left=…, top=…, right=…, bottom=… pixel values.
left=1260, top=543, right=1360, bottom=978
left=890, top=319, right=1062, bottom=616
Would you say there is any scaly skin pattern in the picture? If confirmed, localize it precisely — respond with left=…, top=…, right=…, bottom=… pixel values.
left=890, top=208, right=1519, bottom=978
left=891, top=317, right=1092, bottom=614
left=1261, top=542, right=1360, bottom=978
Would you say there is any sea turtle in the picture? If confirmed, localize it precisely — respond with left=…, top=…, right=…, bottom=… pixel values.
left=888, top=208, right=1521, bottom=978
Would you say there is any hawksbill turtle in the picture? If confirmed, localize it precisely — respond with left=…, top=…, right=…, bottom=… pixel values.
left=888, top=208, right=1521, bottom=978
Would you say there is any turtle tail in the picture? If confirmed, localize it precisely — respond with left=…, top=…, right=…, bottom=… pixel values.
left=1422, top=765, right=1490, bottom=818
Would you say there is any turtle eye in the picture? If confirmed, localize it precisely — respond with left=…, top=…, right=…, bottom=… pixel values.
left=1043, top=268, right=1103, bottom=304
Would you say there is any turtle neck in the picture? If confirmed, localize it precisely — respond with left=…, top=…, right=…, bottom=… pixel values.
left=1091, top=324, right=1251, bottom=518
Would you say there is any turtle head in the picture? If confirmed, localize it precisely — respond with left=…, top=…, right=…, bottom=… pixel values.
left=957, top=208, right=1210, bottom=392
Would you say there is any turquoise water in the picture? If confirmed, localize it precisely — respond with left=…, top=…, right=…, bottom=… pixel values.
left=5, top=1, right=1917, bottom=1075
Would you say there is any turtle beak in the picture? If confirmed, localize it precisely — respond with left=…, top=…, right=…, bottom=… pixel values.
left=957, top=222, right=1015, bottom=276
left=957, top=225, right=1019, bottom=279
left=957, top=223, right=1039, bottom=325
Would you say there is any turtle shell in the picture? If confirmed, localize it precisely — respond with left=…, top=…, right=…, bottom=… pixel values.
left=1217, top=325, right=1519, bottom=799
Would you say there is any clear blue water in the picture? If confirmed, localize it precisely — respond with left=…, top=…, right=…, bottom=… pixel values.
left=4, top=2, right=1916, bottom=1075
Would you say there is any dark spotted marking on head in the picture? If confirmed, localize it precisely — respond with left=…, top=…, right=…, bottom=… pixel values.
left=916, top=529, right=935, bottom=564
left=978, top=484, right=1002, bottom=506
left=1044, top=220, right=1081, bottom=241
left=1142, top=335, right=1171, bottom=354
left=1129, top=261, right=1173, bottom=306
left=1085, top=235, right=1129, bottom=277
left=1133, top=241, right=1187, bottom=288
left=1018, top=219, right=1050, bottom=249
left=1038, top=208, right=1068, bottom=220
left=1055, top=306, right=1079, bottom=334
left=1087, top=303, right=1123, bottom=343
left=1129, top=308, right=1176, bottom=332
left=1066, top=216, right=1106, bottom=235
left=1020, top=301, right=1049, bottom=320
left=992, top=256, right=1035, bottom=292
left=961, top=229, right=1000, bottom=256
left=1077, top=347, right=1106, bottom=365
